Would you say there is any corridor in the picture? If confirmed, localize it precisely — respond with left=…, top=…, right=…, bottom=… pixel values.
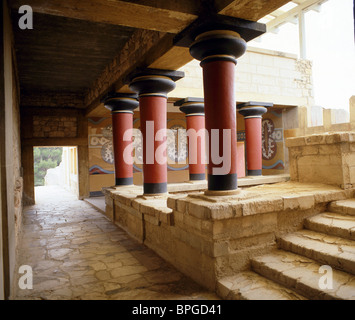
left=12, top=186, right=218, bottom=300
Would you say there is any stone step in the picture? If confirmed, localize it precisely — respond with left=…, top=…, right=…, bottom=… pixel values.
left=305, top=212, right=355, bottom=241
left=217, top=271, right=306, bottom=300
left=329, top=199, right=355, bottom=216
left=278, top=230, right=355, bottom=275
left=251, top=250, right=355, bottom=300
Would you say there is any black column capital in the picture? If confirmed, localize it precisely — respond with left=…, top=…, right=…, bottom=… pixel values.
left=103, top=92, right=139, bottom=114
left=128, top=68, right=184, bottom=98
left=237, top=101, right=272, bottom=119
left=189, top=29, right=247, bottom=65
left=174, top=97, right=205, bottom=116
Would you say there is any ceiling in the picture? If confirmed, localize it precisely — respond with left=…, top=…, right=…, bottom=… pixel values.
left=9, top=0, right=297, bottom=114
left=11, top=11, right=135, bottom=97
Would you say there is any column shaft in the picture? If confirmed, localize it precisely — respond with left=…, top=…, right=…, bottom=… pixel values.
left=128, top=69, right=184, bottom=195
left=112, top=111, right=134, bottom=185
left=139, top=96, right=167, bottom=193
left=244, top=117, right=262, bottom=176
left=189, top=29, right=247, bottom=192
left=237, top=102, right=269, bottom=176
left=186, top=114, right=206, bottom=180
left=103, top=93, right=138, bottom=186
left=203, top=60, right=238, bottom=190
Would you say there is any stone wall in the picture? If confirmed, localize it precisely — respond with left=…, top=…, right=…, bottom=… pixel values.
left=171, top=46, right=314, bottom=108
left=105, top=182, right=354, bottom=291
left=21, top=107, right=89, bottom=203
left=286, top=132, right=355, bottom=189
left=1, top=0, right=23, bottom=299
left=33, top=115, right=77, bottom=138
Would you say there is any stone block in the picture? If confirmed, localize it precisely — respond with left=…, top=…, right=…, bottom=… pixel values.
left=159, top=211, right=174, bottom=226
left=143, top=213, right=160, bottom=226
left=283, top=194, right=315, bottom=211
left=300, top=145, right=319, bottom=155
left=285, top=137, right=305, bottom=148
left=176, top=198, right=187, bottom=213
left=212, top=213, right=277, bottom=240
left=209, top=204, right=235, bottom=220
left=166, top=197, right=177, bottom=210
left=313, top=190, right=347, bottom=203
left=187, top=201, right=210, bottom=219
left=242, top=197, right=283, bottom=216
left=213, top=241, right=229, bottom=257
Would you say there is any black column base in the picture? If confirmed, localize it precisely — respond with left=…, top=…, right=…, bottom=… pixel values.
left=207, top=173, right=237, bottom=191
left=189, top=173, right=206, bottom=181
left=143, top=182, right=167, bottom=194
left=115, top=177, right=133, bottom=186
left=247, top=170, right=262, bottom=176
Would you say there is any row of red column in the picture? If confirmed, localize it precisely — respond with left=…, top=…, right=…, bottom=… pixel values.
left=103, top=28, right=269, bottom=195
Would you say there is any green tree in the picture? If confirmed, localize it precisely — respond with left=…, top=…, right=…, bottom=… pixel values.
left=33, top=147, right=63, bottom=186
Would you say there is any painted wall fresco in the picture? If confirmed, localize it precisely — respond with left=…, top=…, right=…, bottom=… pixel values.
left=89, top=108, right=285, bottom=194
left=88, top=113, right=190, bottom=194
left=237, top=108, right=285, bottom=175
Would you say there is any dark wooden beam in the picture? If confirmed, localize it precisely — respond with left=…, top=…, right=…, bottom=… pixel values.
left=85, top=29, right=169, bottom=116
left=216, top=0, right=291, bottom=21
left=10, top=0, right=198, bottom=33
left=82, top=0, right=290, bottom=116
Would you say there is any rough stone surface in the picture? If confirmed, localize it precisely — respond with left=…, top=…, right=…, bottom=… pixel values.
left=218, top=198, right=355, bottom=300
left=329, top=199, right=355, bottom=216
left=286, top=132, right=355, bottom=189
left=217, top=271, right=306, bottom=300
left=12, top=186, right=218, bottom=300
left=251, top=250, right=355, bottom=300
left=278, top=230, right=355, bottom=275
left=305, top=212, right=355, bottom=241
left=33, top=115, right=78, bottom=138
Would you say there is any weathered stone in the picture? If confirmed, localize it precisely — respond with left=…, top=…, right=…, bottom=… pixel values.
left=305, top=212, right=355, bottom=241
left=251, top=250, right=355, bottom=300
left=279, top=230, right=355, bottom=275
left=217, top=271, right=306, bottom=300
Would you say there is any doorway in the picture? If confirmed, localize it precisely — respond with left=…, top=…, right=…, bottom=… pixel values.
left=33, top=146, right=79, bottom=201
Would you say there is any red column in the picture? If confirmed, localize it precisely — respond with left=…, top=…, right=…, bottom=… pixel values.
left=174, top=98, right=206, bottom=181
left=129, top=69, right=184, bottom=194
left=190, top=30, right=247, bottom=192
left=103, top=93, right=139, bottom=186
left=237, top=102, right=270, bottom=176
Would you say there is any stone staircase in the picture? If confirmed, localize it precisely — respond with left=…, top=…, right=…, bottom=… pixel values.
left=217, top=199, right=355, bottom=300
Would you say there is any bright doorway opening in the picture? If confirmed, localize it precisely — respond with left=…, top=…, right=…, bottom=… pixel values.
left=33, top=146, right=79, bottom=201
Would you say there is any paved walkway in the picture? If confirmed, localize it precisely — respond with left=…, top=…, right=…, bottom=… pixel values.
left=13, top=186, right=218, bottom=300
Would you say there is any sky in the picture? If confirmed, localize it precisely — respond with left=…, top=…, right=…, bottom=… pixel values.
left=249, top=0, right=355, bottom=111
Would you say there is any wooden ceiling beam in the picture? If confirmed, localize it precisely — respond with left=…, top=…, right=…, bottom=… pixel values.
left=215, top=0, right=291, bottom=21
left=9, top=0, right=198, bottom=33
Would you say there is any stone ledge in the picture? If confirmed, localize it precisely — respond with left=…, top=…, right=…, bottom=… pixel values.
left=286, top=131, right=355, bottom=148
left=168, top=182, right=355, bottom=221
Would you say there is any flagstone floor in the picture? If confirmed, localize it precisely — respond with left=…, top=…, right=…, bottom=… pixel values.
left=12, top=186, right=218, bottom=300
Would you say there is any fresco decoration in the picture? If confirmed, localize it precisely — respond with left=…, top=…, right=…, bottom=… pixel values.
left=261, top=110, right=285, bottom=171
left=89, top=165, right=114, bottom=175
left=167, top=125, right=188, bottom=163
left=101, top=142, right=114, bottom=164
left=262, top=160, right=285, bottom=170
left=88, top=118, right=115, bottom=176
left=262, top=118, right=277, bottom=160
left=237, top=131, right=246, bottom=141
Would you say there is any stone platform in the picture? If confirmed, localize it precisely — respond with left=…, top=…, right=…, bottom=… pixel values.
left=104, top=180, right=355, bottom=292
